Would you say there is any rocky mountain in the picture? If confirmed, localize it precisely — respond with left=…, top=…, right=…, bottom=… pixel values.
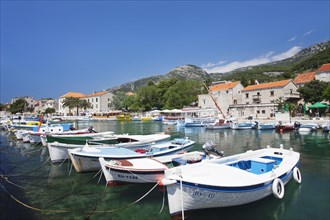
left=110, top=41, right=330, bottom=93
left=110, top=65, right=211, bottom=93
left=163, top=64, right=210, bottom=80
left=216, top=41, right=330, bottom=77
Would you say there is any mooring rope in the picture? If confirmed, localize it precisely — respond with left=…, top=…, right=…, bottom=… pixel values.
left=180, top=178, right=185, bottom=220
left=0, top=174, right=31, bottom=192
left=90, top=177, right=164, bottom=214
left=0, top=182, right=68, bottom=213
left=159, top=186, right=166, bottom=214
left=2, top=156, right=51, bottom=177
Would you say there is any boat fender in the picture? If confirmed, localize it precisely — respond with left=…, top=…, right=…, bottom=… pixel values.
left=272, top=178, right=285, bottom=199
left=161, top=178, right=177, bottom=186
left=293, top=167, right=302, bottom=184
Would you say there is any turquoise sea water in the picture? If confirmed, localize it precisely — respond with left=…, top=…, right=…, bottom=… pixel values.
left=1, top=120, right=329, bottom=220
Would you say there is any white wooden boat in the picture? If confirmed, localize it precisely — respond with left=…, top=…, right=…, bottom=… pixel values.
left=22, top=125, right=89, bottom=143
left=69, top=138, right=195, bottom=172
left=99, top=151, right=217, bottom=185
left=161, top=145, right=301, bottom=216
left=230, top=121, right=257, bottom=130
left=184, top=117, right=216, bottom=127
left=206, top=119, right=232, bottom=130
left=257, top=123, right=276, bottom=130
left=321, top=123, right=330, bottom=132
left=298, top=123, right=318, bottom=133
left=47, top=133, right=171, bottom=163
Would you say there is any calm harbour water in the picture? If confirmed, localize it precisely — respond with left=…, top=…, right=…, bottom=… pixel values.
left=0, top=120, right=329, bottom=220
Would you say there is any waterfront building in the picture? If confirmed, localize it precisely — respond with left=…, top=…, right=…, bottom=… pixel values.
left=198, top=81, right=244, bottom=118
left=315, top=63, right=330, bottom=82
left=82, top=91, right=114, bottom=115
left=34, top=99, right=58, bottom=114
left=11, top=96, right=36, bottom=110
left=229, top=79, right=299, bottom=119
left=58, top=91, right=113, bottom=116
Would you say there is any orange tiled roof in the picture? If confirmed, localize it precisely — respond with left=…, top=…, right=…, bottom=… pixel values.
left=84, top=91, right=108, bottom=98
left=294, top=72, right=315, bottom=84
left=60, top=92, right=85, bottom=98
left=242, top=79, right=292, bottom=92
left=316, top=63, right=330, bottom=72
left=209, top=81, right=240, bottom=91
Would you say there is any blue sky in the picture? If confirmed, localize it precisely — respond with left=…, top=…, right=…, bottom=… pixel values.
left=1, top=0, right=329, bottom=103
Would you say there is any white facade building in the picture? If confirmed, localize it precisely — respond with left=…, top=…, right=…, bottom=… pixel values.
left=198, top=81, right=243, bottom=118
left=315, top=63, right=330, bottom=82
left=58, top=91, right=114, bottom=116
left=230, top=79, right=299, bottom=118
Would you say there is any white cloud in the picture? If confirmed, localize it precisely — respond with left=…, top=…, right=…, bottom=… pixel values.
left=203, top=46, right=302, bottom=73
left=303, top=29, right=314, bottom=36
left=288, top=36, right=296, bottom=42
left=201, top=60, right=226, bottom=68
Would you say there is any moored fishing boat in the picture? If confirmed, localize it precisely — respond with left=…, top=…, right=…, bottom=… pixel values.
left=69, top=138, right=195, bottom=172
left=99, top=151, right=218, bottom=185
left=46, top=133, right=171, bottom=163
left=230, top=121, right=257, bottom=130
left=184, top=117, right=216, bottom=127
left=206, top=119, right=232, bottom=130
left=298, top=123, right=318, bottom=133
left=161, top=145, right=301, bottom=216
left=257, top=123, right=276, bottom=130
left=116, top=113, right=131, bottom=121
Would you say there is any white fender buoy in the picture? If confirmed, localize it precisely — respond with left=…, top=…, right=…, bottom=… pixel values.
left=272, top=178, right=285, bottom=199
left=293, top=167, right=302, bottom=184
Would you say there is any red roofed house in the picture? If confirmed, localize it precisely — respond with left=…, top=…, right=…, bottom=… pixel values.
left=229, top=79, right=299, bottom=118
left=59, top=91, right=113, bottom=116
left=315, top=63, right=330, bottom=82
left=198, top=81, right=244, bottom=117
left=293, top=71, right=315, bottom=88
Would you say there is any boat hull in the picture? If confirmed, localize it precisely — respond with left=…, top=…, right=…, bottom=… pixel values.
left=162, top=146, right=300, bottom=215
left=69, top=140, right=195, bottom=172
left=166, top=172, right=293, bottom=215
left=99, top=158, right=166, bottom=185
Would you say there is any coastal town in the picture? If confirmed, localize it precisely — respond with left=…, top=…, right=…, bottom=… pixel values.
left=1, top=63, right=329, bottom=123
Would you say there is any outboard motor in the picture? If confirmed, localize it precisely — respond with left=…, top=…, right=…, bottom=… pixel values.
left=88, top=126, right=96, bottom=133
left=202, top=141, right=224, bottom=157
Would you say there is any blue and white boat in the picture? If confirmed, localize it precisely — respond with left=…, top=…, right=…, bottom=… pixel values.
left=98, top=151, right=217, bottom=186
left=69, top=138, right=195, bottom=172
left=257, top=123, right=276, bottom=130
left=161, top=145, right=301, bottom=217
left=298, top=123, right=318, bottom=133
left=230, top=121, right=257, bottom=130
left=184, top=117, right=216, bottom=127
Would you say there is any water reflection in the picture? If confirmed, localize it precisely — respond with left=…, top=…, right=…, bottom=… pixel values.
left=1, top=121, right=329, bottom=220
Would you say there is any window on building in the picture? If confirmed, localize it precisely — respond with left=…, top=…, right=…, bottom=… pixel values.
left=290, top=89, right=293, bottom=94
left=257, top=92, right=260, bottom=96
left=245, top=93, right=249, bottom=98
left=257, top=110, right=260, bottom=114
left=270, top=91, right=274, bottom=96
left=96, top=98, right=98, bottom=102
left=234, top=100, right=237, bottom=105
left=96, top=104, right=98, bottom=108
left=262, top=110, right=266, bottom=114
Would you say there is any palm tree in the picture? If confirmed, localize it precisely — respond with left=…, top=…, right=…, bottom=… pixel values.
left=62, top=97, right=80, bottom=115
left=287, top=102, right=297, bottom=123
left=77, top=100, right=92, bottom=115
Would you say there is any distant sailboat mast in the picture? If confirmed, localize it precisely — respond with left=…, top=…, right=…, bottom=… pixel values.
left=203, top=83, right=226, bottom=119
